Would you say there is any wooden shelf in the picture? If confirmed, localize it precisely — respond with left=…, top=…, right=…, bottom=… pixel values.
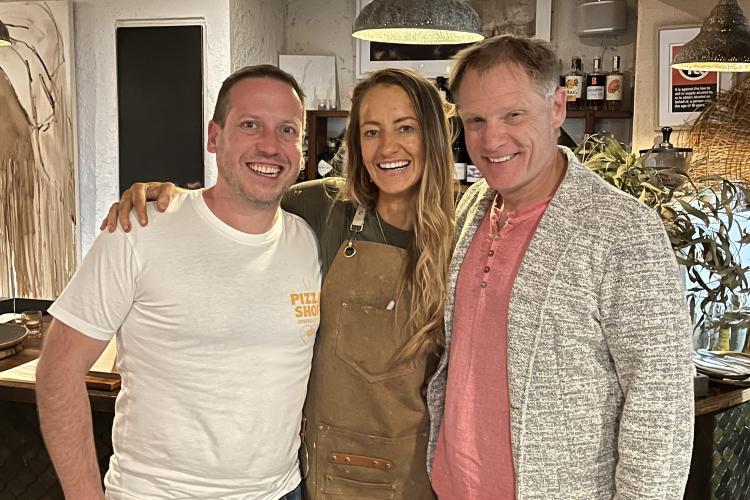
left=310, top=110, right=349, bottom=119
left=566, top=109, right=632, bottom=119
left=304, top=109, right=349, bottom=181
left=565, top=109, right=633, bottom=135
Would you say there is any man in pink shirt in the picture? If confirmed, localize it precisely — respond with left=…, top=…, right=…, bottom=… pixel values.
left=426, top=35, right=694, bottom=499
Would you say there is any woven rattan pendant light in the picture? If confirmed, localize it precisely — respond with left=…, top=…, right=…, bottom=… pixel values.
left=672, top=0, right=750, bottom=72
left=0, top=18, right=11, bottom=46
left=353, top=0, right=484, bottom=45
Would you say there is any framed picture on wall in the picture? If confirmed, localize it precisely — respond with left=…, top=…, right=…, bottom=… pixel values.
left=0, top=0, right=78, bottom=299
left=658, top=26, right=732, bottom=128
left=355, top=0, right=552, bottom=78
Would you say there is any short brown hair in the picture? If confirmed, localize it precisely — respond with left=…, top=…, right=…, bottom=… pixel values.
left=211, top=64, right=306, bottom=126
left=450, top=34, right=559, bottom=98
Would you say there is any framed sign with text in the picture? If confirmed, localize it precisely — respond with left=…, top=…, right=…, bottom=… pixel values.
left=658, top=26, right=731, bottom=128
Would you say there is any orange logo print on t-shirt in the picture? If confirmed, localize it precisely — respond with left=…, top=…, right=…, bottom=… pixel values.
left=290, top=292, right=320, bottom=318
left=290, top=291, right=320, bottom=344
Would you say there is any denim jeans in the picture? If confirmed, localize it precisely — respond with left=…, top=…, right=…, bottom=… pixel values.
left=279, top=482, right=302, bottom=500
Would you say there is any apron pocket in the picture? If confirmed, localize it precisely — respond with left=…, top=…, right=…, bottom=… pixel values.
left=324, top=475, right=396, bottom=499
left=335, top=300, right=415, bottom=383
left=315, top=422, right=429, bottom=499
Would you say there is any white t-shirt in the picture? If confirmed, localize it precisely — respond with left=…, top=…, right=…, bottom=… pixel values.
left=49, top=190, right=321, bottom=500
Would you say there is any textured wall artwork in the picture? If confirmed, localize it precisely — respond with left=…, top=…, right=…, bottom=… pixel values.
left=279, top=54, right=337, bottom=110
left=471, top=0, right=537, bottom=38
left=0, top=1, right=76, bottom=299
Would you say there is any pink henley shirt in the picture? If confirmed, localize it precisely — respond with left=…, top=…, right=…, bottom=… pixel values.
left=431, top=195, right=551, bottom=500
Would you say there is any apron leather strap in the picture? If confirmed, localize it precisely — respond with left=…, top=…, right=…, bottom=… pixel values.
left=344, top=206, right=368, bottom=258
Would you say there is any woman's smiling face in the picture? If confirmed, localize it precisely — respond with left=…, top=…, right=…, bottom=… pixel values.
left=358, top=84, right=426, bottom=203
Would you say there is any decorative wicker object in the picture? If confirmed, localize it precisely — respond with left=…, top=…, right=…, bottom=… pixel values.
left=686, top=76, right=750, bottom=185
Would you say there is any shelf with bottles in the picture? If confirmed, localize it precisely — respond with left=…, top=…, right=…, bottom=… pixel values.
left=302, top=109, right=349, bottom=182
left=433, top=77, right=482, bottom=194
left=563, top=55, right=632, bottom=135
left=565, top=108, right=633, bottom=135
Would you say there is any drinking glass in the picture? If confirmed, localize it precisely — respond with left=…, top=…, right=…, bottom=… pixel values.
left=21, top=310, right=43, bottom=339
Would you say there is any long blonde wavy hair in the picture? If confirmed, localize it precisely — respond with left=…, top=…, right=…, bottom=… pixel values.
left=340, top=68, right=455, bottom=361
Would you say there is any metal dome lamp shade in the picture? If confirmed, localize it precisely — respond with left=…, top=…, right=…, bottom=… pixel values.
left=0, top=18, right=11, bottom=46
left=671, top=0, right=750, bottom=72
left=353, top=0, right=484, bottom=45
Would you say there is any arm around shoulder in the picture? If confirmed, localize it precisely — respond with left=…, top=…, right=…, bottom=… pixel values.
left=281, top=178, right=341, bottom=233
left=36, top=320, right=111, bottom=500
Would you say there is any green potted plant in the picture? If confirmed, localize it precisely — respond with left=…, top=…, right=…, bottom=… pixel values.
left=575, top=133, right=750, bottom=336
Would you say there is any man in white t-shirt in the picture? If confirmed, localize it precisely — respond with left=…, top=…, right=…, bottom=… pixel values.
left=36, top=65, right=321, bottom=500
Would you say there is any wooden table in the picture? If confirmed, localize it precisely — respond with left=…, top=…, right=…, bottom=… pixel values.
left=0, top=314, right=118, bottom=413
left=695, top=384, right=750, bottom=416
left=0, top=309, right=116, bottom=499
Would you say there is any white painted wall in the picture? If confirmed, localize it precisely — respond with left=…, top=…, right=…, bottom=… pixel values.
left=230, top=0, right=285, bottom=70
left=285, top=0, right=356, bottom=109
left=552, top=0, right=636, bottom=145
left=73, top=0, right=231, bottom=255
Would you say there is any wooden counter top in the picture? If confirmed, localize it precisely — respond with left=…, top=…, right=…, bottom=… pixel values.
left=695, top=383, right=750, bottom=416
left=0, top=314, right=117, bottom=413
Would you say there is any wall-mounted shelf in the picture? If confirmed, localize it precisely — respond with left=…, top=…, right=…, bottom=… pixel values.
left=304, top=110, right=349, bottom=181
left=565, top=109, right=633, bottom=135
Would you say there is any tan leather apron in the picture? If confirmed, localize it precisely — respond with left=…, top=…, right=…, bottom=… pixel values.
left=302, top=210, right=436, bottom=500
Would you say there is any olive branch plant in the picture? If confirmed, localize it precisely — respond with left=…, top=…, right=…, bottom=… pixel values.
left=575, top=133, right=750, bottom=333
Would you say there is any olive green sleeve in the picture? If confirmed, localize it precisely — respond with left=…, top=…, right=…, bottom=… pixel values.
left=281, top=179, right=343, bottom=239
left=282, top=178, right=352, bottom=279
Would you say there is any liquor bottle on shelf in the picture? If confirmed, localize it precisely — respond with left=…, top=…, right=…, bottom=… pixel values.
left=606, top=55, right=624, bottom=111
left=466, top=164, right=484, bottom=184
left=435, top=76, right=450, bottom=101
left=586, top=57, right=605, bottom=111
left=435, top=76, right=469, bottom=184
left=564, top=57, right=585, bottom=111
left=453, top=135, right=468, bottom=183
left=299, top=136, right=309, bottom=181
left=317, top=137, right=340, bottom=178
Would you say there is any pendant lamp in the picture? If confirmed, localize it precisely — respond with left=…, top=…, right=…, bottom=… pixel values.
left=0, top=18, right=11, bottom=46
left=353, top=0, right=484, bottom=45
left=671, top=0, right=750, bottom=72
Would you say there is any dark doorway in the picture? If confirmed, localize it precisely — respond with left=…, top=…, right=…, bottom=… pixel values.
left=117, top=25, right=204, bottom=195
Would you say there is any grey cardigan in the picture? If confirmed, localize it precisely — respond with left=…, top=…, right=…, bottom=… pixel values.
left=426, top=147, right=694, bottom=499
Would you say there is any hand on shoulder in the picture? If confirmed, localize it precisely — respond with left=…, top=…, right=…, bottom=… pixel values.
left=100, top=181, right=184, bottom=233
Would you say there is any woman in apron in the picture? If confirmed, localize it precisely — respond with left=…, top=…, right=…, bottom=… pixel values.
left=103, top=68, right=455, bottom=499
left=283, top=68, right=454, bottom=499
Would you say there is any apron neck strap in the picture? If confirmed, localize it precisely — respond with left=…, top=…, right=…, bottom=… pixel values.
left=344, top=206, right=367, bottom=258
left=349, top=205, right=367, bottom=233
